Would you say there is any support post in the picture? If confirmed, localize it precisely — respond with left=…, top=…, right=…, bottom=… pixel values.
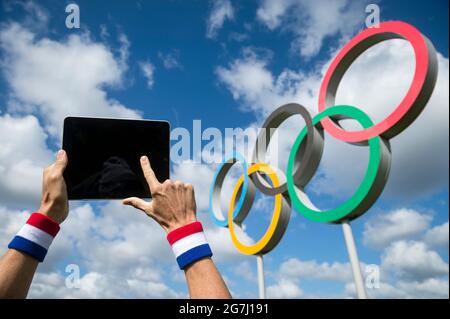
left=256, top=254, right=266, bottom=299
left=342, top=221, right=368, bottom=299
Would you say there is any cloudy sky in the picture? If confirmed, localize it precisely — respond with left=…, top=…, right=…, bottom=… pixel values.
left=0, top=0, right=448, bottom=298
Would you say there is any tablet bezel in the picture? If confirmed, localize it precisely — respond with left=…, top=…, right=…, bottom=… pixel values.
left=62, top=116, right=170, bottom=200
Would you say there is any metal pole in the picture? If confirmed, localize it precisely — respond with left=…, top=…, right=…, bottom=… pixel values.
left=256, top=254, right=266, bottom=299
left=342, top=221, right=368, bottom=299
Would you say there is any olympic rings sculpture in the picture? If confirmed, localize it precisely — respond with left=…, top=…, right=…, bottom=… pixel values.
left=209, top=21, right=438, bottom=255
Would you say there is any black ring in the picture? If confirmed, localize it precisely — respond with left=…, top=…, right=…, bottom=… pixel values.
left=251, top=103, right=324, bottom=195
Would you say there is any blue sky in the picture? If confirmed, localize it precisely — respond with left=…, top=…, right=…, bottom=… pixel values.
left=0, top=0, right=448, bottom=298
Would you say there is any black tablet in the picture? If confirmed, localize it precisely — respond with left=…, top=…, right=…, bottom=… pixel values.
left=62, top=117, right=170, bottom=200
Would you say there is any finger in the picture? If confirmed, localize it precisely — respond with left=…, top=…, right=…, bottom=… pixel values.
left=123, top=197, right=151, bottom=213
left=54, top=150, right=68, bottom=173
left=174, top=181, right=183, bottom=189
left=140, top=156, right=160, bottom=193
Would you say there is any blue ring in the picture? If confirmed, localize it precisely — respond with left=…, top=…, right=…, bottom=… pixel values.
left=209, top=151, right=249, bottom=227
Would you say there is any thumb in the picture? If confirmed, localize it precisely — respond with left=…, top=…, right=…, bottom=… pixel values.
left=54, top=150, right=68, bottom=172
left=123, top=197, right=151, bottom=213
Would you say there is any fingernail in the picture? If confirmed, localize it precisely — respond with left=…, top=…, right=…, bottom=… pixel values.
left=141, top=156, right=148, bottom=162
left=57, top=150, right=65, bottom=159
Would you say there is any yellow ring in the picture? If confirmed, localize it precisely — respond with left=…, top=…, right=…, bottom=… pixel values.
left=228, top=163, right=283, bottom=255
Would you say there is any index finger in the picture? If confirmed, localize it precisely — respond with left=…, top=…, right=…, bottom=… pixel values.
left=140, top=155, right=160, bottom=193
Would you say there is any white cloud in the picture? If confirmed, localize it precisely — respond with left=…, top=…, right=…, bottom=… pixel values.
left=206, top=0, right=234, bottom=39
left=3, top=0, right=50, bottom=31
left=424, top=221, right=449, bottom=247
left=257, top=0, right=368, bottom=58
left=28, top=270, right=181, bottom=299
left=117, top=32, right=131, bottom=73
left=278, top=258, right=353, bottom=282
left=381, top=240, right=449, bottom=281
left=158, top=50, right=182, bottom=70
left=267, top=257, right=353, bottom=298
left=267, top=278, right=303, bottom=298
left=395, top=278, right=449, bottom=299
left=126, top=277, right=181, bottom=298
left=99, top=24, right=110, bottom=40
left=363, top=209, right=432, bottom=249
left=232, top=260, right=256, bottom=282
left=139, top=61, right=155, bottom=89
left=0, top=205, right=30, bottom=249
left=216, top=53, right=274, bottom=113
left=205, top=224, right=254, bottom=264
left=0, top=23, right=141, bottom=138
left=256, top=0, right=292, bottom=30
left=0, top=114, right=53, bottom=207
left=216, top=47, right=318, bottom=117
left=171, top=161, right=217, bottom=212
left=267, top=237, right=450, bottom=299
left=361, top=216, right=449, bottom=298
left=228, top=32, right=249, bottom=42
left=350, top=276, right=450, bottom=299
left=65, top=201, right=174, bottom=273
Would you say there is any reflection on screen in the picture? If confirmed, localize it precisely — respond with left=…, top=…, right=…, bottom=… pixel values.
left=71, top=156, right=142, bottom=198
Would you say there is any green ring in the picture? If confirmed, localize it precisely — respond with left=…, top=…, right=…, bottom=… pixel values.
left=286, top=105, right=382, bottom=223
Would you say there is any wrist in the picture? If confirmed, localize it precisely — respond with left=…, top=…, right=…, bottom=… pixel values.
left=36, top=210, right=61, bottom=225
left=8, top=212, right=60, bottom=262
left=38, top=204, right=66, bottom=225
left=165, top=215, right=197, bottom=234
left=167, top=221, right=213, bottom=270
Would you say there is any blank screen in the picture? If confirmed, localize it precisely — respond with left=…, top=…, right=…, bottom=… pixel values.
left=62, top=117, right=170, bottom=200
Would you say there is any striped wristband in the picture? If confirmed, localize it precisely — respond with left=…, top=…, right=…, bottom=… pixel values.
left=167, top=221, right=213, bottom=270
left=8, top=212, right=60, bottom=262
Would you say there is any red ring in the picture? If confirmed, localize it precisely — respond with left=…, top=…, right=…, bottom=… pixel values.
left=318, top=21, right=436, bottom=143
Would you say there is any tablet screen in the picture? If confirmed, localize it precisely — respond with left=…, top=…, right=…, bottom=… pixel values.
left=62, top=117, right=170, bottom=200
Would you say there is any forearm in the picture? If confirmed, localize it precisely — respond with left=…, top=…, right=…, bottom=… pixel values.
left=125, top=156, right=232, bottom=299
left=0, top=249, right=38, bottom=298
left=0, top=212, right=61, bottom=299
left=166, top=221, right=232, bottom=299
left=185, top=257, right=231, bottom=299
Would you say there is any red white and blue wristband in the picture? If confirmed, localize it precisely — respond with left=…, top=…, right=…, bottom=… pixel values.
left=8, top=212, right=60, bottom=262
left=167, top=221, right=213, bottom=270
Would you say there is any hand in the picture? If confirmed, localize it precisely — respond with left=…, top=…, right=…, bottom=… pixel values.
left=123, top=156, right=197, bottom=233
left=38, top=150, right=69, bottom=224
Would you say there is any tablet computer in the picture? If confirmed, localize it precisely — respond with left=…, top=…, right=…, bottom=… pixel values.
left=62, top=117, right=170, bottom=200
